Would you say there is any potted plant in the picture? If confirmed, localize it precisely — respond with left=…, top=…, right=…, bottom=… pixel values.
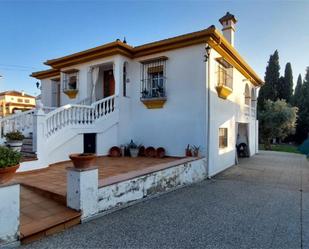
left=191, top=145, right=200, bottom=157
left=0, top=146, right=21, bottom=184
left=5, top=131, right=25, bottom=152
left=185, top=144, right=192, bottom=157
left=69, top=153, right=96, bottom=169
left=128, top=140, right=140, bottom=158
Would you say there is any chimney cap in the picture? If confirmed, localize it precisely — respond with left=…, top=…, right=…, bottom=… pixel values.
left=219, top=12, right=237, bottom=25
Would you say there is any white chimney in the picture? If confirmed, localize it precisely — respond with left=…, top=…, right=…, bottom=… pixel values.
left=219, top=12, right=237, bottom=47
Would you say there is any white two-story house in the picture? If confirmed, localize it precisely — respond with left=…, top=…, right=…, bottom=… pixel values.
left=1, top=12, right=262, bottom=176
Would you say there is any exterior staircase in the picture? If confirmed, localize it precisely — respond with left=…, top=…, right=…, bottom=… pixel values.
left=1, top=95, right=118, bottom=170
left=20, top=185, right=81, bottom=244
left=21, top=133, right=37, bottom=162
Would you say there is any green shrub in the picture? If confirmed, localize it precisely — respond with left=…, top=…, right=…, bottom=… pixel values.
left=5, top=131, right=25, bottom=141
left=0, top=146, right=21, bottom=168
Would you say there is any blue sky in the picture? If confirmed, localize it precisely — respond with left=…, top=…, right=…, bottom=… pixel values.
left=0, top=0, right=308, bottom=96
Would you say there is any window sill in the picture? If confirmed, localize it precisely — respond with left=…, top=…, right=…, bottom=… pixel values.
left=216, top=85, right=232, bottom=99
left=63, top=89, right=78, bottom=99
left=140, top=97, right=167, bottom=109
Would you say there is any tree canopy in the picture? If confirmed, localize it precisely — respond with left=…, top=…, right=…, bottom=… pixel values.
left=295, top=67, right=309, bottom=143
left=277, top=63, right=293, bottom=103
left=292, top=74, right=303, bottom=107
left=259, top=99, right=298, bottom=149
left=258, top=50, right=280, bottom=111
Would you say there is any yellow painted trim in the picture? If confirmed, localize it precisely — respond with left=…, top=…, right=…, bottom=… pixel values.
left=141, top=98, right=166, bottom=109
left=208, top=31, right=263, bottom=86
left=216, top=85, right=232, bottom=99
left=64, top=89, right=78, bottom=99
left=32, top=26, right=263, bottom=86
left=30, top=69, right=60, bottom=80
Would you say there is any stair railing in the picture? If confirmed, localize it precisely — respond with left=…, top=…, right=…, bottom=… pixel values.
left=0, top=109, right=36, bottom=139
left=44, top=95, right=116, bottom=137
left=77, top=97, right=92, bottom=106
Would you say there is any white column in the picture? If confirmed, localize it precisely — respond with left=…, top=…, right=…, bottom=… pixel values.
left=32, top=107, right=46, bottom=158
left=67, top=167, right=98, bottom=220
left=0, top=183, right=20, bottom=246
left=113, top=57, right=123, bottom=97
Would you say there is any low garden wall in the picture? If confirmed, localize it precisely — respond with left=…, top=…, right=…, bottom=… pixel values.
left=66, top=158, right=207, bottom=222
left=97, top=158, right=207, bottom=213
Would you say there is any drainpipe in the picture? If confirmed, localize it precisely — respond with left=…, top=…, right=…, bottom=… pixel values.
left=205, top=44, right=211, bottom=178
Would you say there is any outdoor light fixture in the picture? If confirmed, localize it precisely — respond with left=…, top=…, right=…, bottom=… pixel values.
left=36, top=81, right=40, bottom=89
left=204, top=45, right=211, bottom=62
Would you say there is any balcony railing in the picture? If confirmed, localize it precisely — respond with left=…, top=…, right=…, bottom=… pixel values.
left=217, top=67, right=233, bottom=89
left=141, top=77, right=166, bottom=99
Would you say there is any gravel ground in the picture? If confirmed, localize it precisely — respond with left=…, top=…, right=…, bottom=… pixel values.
left=21, top=151, right=309, bottom=249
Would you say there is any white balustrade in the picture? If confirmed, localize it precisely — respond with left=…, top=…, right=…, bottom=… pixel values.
left=0, top=109, right=35, bottom=139
left=77, top=97, right=92, bottom=106
left=44, top=95, right=116, bottom=137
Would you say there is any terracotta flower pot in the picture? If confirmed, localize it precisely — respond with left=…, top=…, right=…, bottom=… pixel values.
left=109, top=146, right=121, bottom=157
left=156, top=147, right=166, bottom=158
left=69, top=153, right=96, bottom=169
left=138, top=146, right=145, bottom=157
left=145, top=147, right=156, bottom=157
left=0, top=164, right=19, bottom=184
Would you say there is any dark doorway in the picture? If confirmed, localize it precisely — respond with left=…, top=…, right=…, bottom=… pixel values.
left=84, top=133, right=96, bottom=153
left=103, top=70, right=115, bottom=98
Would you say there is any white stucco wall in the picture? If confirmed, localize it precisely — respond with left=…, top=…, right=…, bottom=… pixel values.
left=98, top=158, right=207, bottom=213
left=36, top=43, right=259, bottom=177
left=41, top=78, right=53, bottom=107
left=207, top=49, right=258, bottom=176
left=67, top=167, right=99, bottom=219
left=0, top=184, right=19, bottom=245
left=129, top=45, right=207, bottom=157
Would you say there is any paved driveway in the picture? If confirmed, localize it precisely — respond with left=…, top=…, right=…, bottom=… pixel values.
left=21, top=151, right=309, bottom=249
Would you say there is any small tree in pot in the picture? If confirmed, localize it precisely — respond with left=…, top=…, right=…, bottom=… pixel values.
left=5, top=131, right=25, bottom=152
left=0, top=146, right=21, bottom=184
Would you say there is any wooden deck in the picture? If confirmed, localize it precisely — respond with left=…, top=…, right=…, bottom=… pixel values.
left=14, top=156, right=192, bottom=244
left=15, top=156, right=181, bottom=197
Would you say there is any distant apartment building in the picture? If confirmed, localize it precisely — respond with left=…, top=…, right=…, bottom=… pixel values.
left=0, top=91, right=36, bottom=117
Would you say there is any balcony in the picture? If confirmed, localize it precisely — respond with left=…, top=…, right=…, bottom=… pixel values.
left=62, top=69, right=79, bottom=99
left=216, top=66, right=233, bottom=99
left=140, top=76, right=167, bottom=109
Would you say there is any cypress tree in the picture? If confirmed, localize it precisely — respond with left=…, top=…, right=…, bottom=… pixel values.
left=295, top=68, right=309, bottom=143
left=292, top=74, right=303, bottom=107
left=277, top=76, right=285, bottom=100
left=278, top=63, right=293, bottom=103
left=258, top=50, right=280, bottom=111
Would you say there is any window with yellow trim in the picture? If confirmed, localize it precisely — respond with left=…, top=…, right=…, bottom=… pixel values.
left=140, top=58, right=167, bottom=99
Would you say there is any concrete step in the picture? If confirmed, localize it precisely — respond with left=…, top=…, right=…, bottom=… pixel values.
left=21, top=151, right=37, bottom=158
left=22, top=138, right=33, bottom=146
left=21, top=184, right=66, bottom=205
left=20, top=186, right=80, bottom=244
left=21, top=146, right=33, bottom=152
